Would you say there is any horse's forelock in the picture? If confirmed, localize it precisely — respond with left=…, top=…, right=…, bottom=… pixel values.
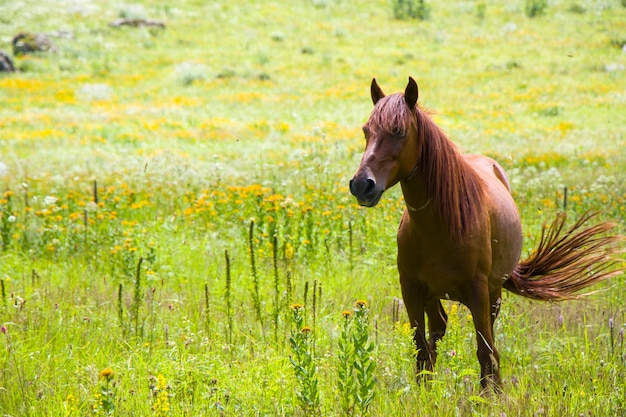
left=370, top=94, right=416, bottom=134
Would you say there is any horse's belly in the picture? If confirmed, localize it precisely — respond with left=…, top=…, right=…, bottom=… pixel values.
left=397, top=201, right=522, bottom=301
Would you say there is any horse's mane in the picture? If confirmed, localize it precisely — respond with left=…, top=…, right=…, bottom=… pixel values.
left=372, top=95, right=486, bottom=239
left=416, top=108, right=485, bottom=238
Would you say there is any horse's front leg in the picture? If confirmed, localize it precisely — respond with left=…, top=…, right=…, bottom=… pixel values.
left=399, top=274, right=431, bottom=379
left=426, top=299, right=448, bottom=368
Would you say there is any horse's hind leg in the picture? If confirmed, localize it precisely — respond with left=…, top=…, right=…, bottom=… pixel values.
left=426, top=299, right=448, bottom=368
left=467, top=280, right=502, bottom=390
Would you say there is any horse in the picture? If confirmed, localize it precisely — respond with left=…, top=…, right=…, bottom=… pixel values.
left=349, top=77, right=623, bottom=389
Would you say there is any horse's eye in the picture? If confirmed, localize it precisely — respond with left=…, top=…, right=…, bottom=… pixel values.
left=391, top=126, right=405, bottom=137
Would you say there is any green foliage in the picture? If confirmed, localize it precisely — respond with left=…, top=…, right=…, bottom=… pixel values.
left=352, top=301, right=376, bottom=416
left=337, top=311, right=356, bottom=415
left=248, top=220, right=265, bottom=336
left=289, top=305, right=320, bottom=414
left=476, top=2, right=486, bottom=19
left=568, top=3, right=586, bottom=14
left=224, top=249, right=234, bottom=345
left=92, top=369, right=117, bottom=415
left=0, top=0, right=625, bottom=415
left=150, top=374, right=171, bottom=417
left=525, top=0, right=548, bottom=17
left=0, top=191, right=14, bottom=251
left=336, top=301, right=377, bottom=416
left=392, top=0, right=430, bottom=21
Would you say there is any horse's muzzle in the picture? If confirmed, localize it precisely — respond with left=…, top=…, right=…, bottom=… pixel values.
left=349, top=176, right=383, bottom=207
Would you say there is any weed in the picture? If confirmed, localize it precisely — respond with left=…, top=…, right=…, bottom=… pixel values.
left=0, top=0, right=624, bottom=415
left=150, top=374, right=171, bottom=417
left=117, top=283, right=124, bottom=334
left=568, top=3, right=586, bottom=14
left=0, top=190, right=15, bottom=251
left=476, top=2, right=486, bottom=19
left=93, top=368, right=117, bottom=415
left=173, top=62, right=208, bottom=86
left=352, top=300, right=376, bottom=416
left=337, top=310, right=356, bottom=415
left=248, top=220, right=265, bottom=336
left=289, top=304, right=320, bottom=415
left=224, top=249, right=233, bottom=345
left=272, top=233, right=280, bottom=343
left=0, top=279, right=5, bottom=308
left=131, top=257, right=144, bottom=338
left=204, top=282, right=211, bottom=339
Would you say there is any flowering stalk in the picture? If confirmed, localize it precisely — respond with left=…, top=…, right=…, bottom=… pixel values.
left=150, top=374, right=171, bottom=417
left=204, top=282, right=211, bottom=339
left=131, top=257, right=144, bottom=337
left=337, top=310, right=355, bottom=416
left=288, top=304, right=320, bottom=414
left=248, top=220, right=265, bottom=336
left=353, top=300, right=375, bottom=416
left=0, top=190, right=14, bottom=251
left=117, top=283, right=124, bottom=335
left=272, top=234, right=280, bottom=344
left=93, top=368, right=116, bottom=415
left=1, top=325, right=9, bottom=353
left=0, top=279, right=5, bottom=308
left=225, top=249, right=233, bottom=345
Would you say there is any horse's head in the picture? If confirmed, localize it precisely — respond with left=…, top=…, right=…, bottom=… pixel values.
left=349, top=77, right=419, bottom=207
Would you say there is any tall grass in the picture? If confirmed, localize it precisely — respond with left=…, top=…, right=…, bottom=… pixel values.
left=0, top=0, right=624, bottom=415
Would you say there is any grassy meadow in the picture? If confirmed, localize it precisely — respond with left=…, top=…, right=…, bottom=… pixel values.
left=1, top=0, right=625, bottom=415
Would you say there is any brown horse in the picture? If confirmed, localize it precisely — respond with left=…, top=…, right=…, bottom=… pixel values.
left=349, top=77, right=623, bottom=389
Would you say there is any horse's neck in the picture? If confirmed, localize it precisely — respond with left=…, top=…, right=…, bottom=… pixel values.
left=400, top=177, right=432, bottom=215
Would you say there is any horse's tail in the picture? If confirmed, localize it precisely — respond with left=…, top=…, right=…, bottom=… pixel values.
left=503, top=211, right=624, bottom=301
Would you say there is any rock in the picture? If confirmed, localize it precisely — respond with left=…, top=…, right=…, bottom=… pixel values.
left=0, top=51, right=15, bottom=72
left=48, top=30, right=75, bottom=40
left=109, top=18, right=165, bottom=29
left=12, top=32, right=57, bottom=56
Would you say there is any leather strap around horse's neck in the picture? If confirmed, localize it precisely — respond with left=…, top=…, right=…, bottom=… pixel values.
left=406, top=198, right=430, bottom=212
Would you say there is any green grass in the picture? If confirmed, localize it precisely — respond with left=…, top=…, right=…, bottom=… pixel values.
left=0, top=0, right=625, bottom=415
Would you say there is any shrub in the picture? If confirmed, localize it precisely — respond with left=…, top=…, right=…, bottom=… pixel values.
left=525, top=0, right=547, bottom=17
left=392, top=0, right=430, bottom=21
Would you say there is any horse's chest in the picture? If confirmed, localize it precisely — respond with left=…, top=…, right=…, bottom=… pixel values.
left=402, top=253, right=470, bottom=300
left=397, top=224, right=488, bottom=301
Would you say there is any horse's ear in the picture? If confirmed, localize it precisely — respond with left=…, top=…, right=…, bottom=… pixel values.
left=371, top=78, right=385, bottom=105
left=404, top=77, right=419, bottom=108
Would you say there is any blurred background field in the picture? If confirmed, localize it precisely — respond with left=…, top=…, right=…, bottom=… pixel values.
left=0, top=0, right=625, bottom=415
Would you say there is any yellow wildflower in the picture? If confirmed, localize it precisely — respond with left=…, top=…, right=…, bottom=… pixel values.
left=99, top=368, right=114, bottom=382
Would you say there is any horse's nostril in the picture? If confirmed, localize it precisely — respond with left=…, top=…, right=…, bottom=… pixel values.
left=350, top=175, right=381, bottom=206
left=350, top=176, right=377, bottom=198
